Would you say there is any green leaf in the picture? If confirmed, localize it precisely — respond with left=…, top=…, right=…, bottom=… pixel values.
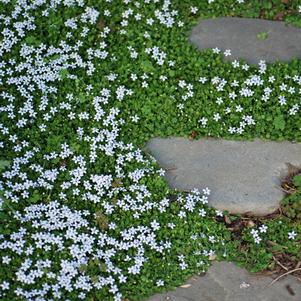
left=79, top=93, right=86, bottom=103
left=0, top=160, right=10, bottom=171
left=168, top=70, right=175, bottom=77
left=141, top=60, right=154, bottom=72
left=293, top=175, right=301, bottom=187
left=59, top=69, right=69, bottom=80
left=29, top=190, right=41, bottom=203
left=273, top=115, right=285, bottom=130
left=256, top=32, right=268, bottom=41
left=25, top=36, right=40, bottom=45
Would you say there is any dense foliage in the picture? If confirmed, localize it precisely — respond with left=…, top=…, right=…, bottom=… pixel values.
left=0, top=1, right=301, bottom=300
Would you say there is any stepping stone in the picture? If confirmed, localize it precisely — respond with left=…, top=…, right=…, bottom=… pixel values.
left=146, top=138, right=301, bottom=215
left=147, top=261, right=301, bottom=301
left=189, top=17, right=301, bottom=64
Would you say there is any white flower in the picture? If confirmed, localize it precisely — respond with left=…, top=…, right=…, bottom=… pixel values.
left=213, top=113, right=221, bottom=121
left=150, top=220, right=160, bottom=231
left=215, top=210, right=223, bottom=217
left=203, top=187, right=211, bottom=195
left=190, top=6, right=198, bottom=14
left=130, top=115, right=140, bottom=123
left=232, top=60, right=240, bottom=68
left=199, top=117, right=208, bottom=127
left=199, top=77, right=208, bottom=84
left=216, top=97, right=223, bottom=105
left=241, top=64, right=249, bottom=71
left=288, top=230, right=297, bottom=240
left=208, top=235, right=216, bottom=243
left=156, top=279, right=164, bottom=286
left=254, top=236, right=262, bottom=244
left=199, top=208, right=206, bottom=217
left=236, top=105, right=243, bottom=113
left=278, top=95, right=287, bottom=106
left=224, top=49, right=231, bottom=57
left=212, top=47, right=221, bottom=54
left=2, top=256, right=11, bottom=264
left=168, top=223, right=175, bottom=229
left=179, top=262, right=188, bottom=270
left=259, top=225, right=268, bottom=233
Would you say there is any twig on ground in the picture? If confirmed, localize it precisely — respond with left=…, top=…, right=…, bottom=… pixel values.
left=272, top=256, right=288, bottom=271
left=294, top=261, right=301, bottom=269
left=267, top=268, right=301, bottom=287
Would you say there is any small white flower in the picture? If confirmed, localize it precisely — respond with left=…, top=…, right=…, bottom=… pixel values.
left=156, top=279, right=164, bottom=286
left=212, top=47, right=221, bottom=54
left=190, top=6, right=198, bottom=14
left=288, top=230, right=297, bottom=240
left=168, top=223, right=175, bottom=229
left=216, top=97, right=223, bottom=105
left=232, top=60, right=240, bottom=68
left=150, top=220, right=160, bottom=231
left=199, top=76, right=208, bottom=84
left=208, top=235, right=216, bottom=243
left=224, top=49, right=231, bottom=57
left=2, top=256, right=11, bottom=264
left=213, top=113, right=221, bottom=122
left=241, top=64, right=249, bottom=71
left=179, top=261, right=188, bottom=270
left=215, top=210, right=223, bottom=217
left=203, top=187, right=210, bottom=195
left=278, top=95, right=287, bottom=106
left=254, top=236, right=262, bottom=244
left=259, top=224, right=268, bottom=233
left=199, top=117, right=208, bottom=127
left=199, top=208, right=206, bottom=217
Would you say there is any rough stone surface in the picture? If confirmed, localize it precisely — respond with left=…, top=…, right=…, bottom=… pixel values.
left=189, top=17, right=301, bottom=64
left=146, top=138, right=301, bottom=215
left=147, top=262, right=301, bottom=301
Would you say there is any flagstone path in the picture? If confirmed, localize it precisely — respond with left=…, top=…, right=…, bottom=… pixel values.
left=189, top=17, right=301, bottom=64
left=146, top=138, right=301, bottom=215
left=147, top=262, right=301, bottom=301
left=145, top=16, right=301, bottom=301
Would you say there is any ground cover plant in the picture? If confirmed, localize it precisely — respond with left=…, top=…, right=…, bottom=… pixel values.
left=0, top=0, right=301, bottom=300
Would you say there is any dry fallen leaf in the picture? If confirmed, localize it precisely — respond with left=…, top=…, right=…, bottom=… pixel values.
left=247, top=220, right=255, bottom=228
left=189, top=130, right=197, bottom=140
left=209, top=254, right=217, bottom=261
left=180, top=284, right=191, bottom=288
left=224, top=215, right=231, bottom=224
left=273, top=11, right=285, bottom=21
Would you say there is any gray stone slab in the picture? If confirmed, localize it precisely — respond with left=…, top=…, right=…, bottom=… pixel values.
left=147, top=262, right=301, bottom=301
left=146, top=138, right=301, bottom=215
left=189, top=17, right=301, bottom=64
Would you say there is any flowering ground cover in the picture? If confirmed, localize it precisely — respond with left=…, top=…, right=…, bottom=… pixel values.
left=0, top=0, right=301, bottom=300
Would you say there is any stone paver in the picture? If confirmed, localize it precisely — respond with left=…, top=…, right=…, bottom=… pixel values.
left=147, top=262, right=301, bottom=301
left=189, top=17, right=301, bottom=64
left=146, top=138, right=301, bottom=215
